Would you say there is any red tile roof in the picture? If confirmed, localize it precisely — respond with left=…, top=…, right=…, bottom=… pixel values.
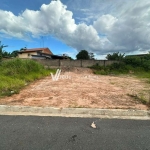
left=19, top=48, right=53, bottom=55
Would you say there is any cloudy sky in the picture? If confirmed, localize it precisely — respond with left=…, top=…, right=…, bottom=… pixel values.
left=0, top=0, right=150, bottom=59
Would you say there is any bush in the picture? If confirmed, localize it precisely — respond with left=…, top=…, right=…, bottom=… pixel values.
left=0, top=58, right=55, bottom=97
left=142, top=60, right=150, bottom=71
left=0, top=58, right=45, bottom=76
left=90, top=59, right=150, bottom=77
left=90, top=63, right=104, bottom=70
left=124, top=56, right=142, bottom=67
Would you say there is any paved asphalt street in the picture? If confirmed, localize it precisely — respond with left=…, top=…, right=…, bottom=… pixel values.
left=0, top=115, right=150, bottom=150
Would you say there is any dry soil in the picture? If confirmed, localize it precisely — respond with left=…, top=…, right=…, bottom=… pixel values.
left=0, top=67, right=149, bottom=110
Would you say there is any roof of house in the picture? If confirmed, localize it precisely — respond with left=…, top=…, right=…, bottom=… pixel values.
left=18, top=48, right=53, bottom=55
left=126, top=54, right=149, bottom=57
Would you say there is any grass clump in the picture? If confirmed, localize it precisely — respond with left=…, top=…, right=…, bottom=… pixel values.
left=127, top=93, right=149, bottom=106
left=0, top=58, right=55, bottom=97
left=90, top=62, right=150, bottom=78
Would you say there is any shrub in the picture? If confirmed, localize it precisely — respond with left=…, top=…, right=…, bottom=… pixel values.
left=0, top=58, right=55, bottom=97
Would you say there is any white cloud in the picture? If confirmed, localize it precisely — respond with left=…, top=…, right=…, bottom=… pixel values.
left=0, top=0, right=150, bottom=55
left=92, top=0, right=150, bottom=53
left=0, top=0, right=104, bottom=53
left=106, top=1, right=150, bottom=52
left=93, top=14, right=118, bottom=34
left=0, top=10, right=28, bottom=39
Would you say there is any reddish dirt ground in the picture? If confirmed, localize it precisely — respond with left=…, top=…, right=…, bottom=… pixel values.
left=0, top=68, right=149, bottom=110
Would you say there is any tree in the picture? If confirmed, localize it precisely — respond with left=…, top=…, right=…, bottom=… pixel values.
left=62, top=53, right=73, bottom=60
left=106, top=52, right=125, bottom=61
left=89, top=52, right=95, bottom=60
left=11, top=50, right=19, bottom=57
left=76, top=50, right=90, bottom=60
left=2, top=51, right=11, bottom=57
left=0, top=41, right=8, bottom=61
left=20, top=47, right=27, bottom=51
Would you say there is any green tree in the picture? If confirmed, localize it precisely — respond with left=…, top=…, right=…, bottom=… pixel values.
left=106, top=52, right=125, bottom=61
left=0, top=41, right=8, bottom=61
left=20, top=47, right=27, bottom=51
left=76, top=50, right=90, bottom=60
left=89, top=52, right=95, bottom=60
left=145, top=51, right=150, bottom=60
left=11, top=50, right=19, bottom=57
left=2, top=51, right=11, bottom=57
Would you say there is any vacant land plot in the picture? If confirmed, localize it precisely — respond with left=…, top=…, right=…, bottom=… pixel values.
left=0, top=68, right=149, bottom=110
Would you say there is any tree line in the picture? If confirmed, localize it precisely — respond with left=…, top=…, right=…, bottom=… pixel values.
left=105, top=52, right=150, bottom=72
left=0, top=41, right=18, bottom=60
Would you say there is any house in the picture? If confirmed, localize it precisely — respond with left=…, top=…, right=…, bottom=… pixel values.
left=18, top=48, right=68, bottom=59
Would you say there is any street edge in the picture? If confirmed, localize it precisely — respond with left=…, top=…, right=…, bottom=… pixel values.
left=0, top=105, right=150, bottom=120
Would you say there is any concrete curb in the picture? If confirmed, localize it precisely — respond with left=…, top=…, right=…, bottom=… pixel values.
left=0, top=105, right=150, bottom=120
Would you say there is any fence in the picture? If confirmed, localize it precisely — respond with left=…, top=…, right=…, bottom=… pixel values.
left=34, top=59, right=118, bottom=68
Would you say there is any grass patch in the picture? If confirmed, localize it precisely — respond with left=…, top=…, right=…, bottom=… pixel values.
left=90, top=63, right=150, bottom=78
left=127, top=93, right=149, bottom=106
left=135, top=71, right=150, bottom=79
left=0, top=58, right=56, bottom=97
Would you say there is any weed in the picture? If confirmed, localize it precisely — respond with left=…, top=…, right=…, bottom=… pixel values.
left=127, top=93, right=148, bottom=105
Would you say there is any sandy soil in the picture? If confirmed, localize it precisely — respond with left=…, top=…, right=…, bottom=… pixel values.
left=0, top=67, right=149, bottom=110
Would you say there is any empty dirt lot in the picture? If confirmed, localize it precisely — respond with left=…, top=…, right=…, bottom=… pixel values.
left=0, top=68, right=149, bottom=110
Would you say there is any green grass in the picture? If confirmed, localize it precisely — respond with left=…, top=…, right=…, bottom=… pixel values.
left=127, top=93, right=149, bottom=106
left=90, top=63, right=150, bottom=78
left=135, top=71, right=150, bottom=79
left=0, top=58, right=56, bottom=97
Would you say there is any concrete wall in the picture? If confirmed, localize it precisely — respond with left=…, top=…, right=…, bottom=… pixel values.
left=35, top=59, right=118, bottom=68
left=105, top=60, right=118, bottom=66
left=60, top=60, right=81, bottom=67
left=81, top=60, right=107, bottom=67
left=35, top=59, right=60, bottom=66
